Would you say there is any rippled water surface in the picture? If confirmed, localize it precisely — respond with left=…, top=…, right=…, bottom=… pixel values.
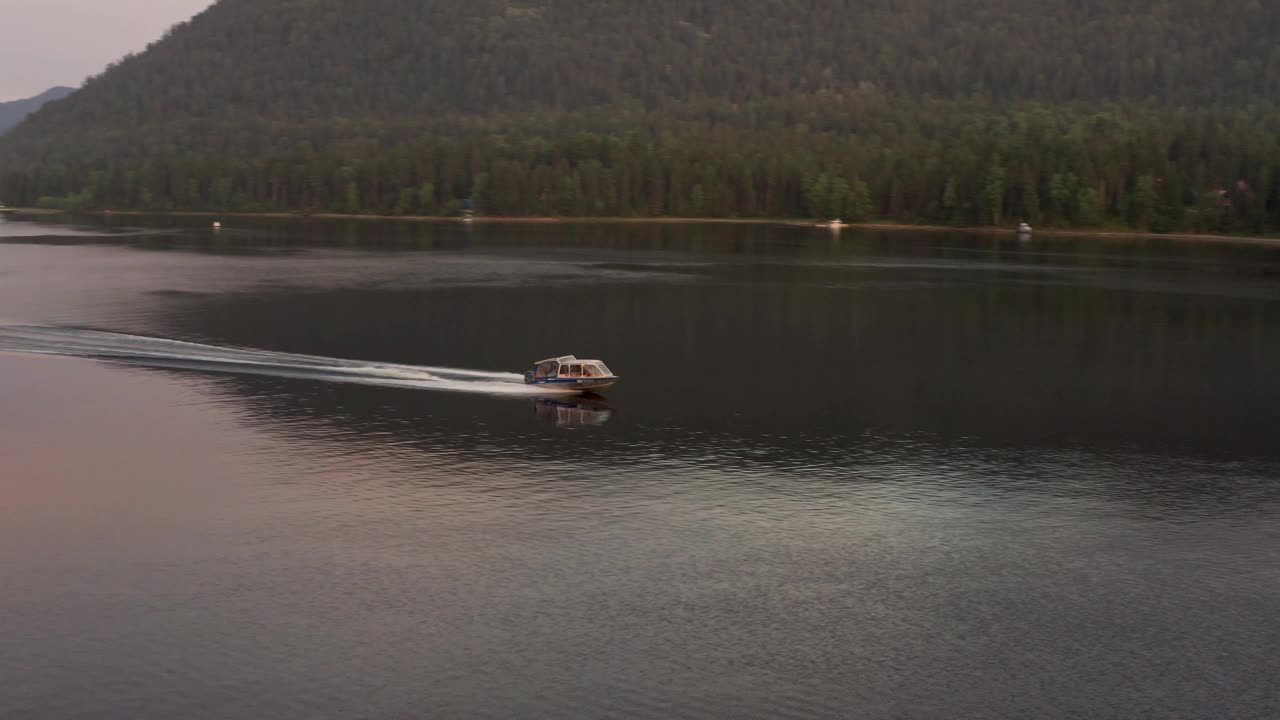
left=3, top=215, right=1280, bottom=719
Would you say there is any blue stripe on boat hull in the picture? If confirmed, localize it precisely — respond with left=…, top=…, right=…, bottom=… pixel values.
left=525, top=377, right=619, bottom=392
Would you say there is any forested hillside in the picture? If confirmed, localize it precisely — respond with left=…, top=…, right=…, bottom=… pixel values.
left=1, top=0, right=1278, bottom=232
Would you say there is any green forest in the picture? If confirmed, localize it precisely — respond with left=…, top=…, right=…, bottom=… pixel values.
left=1, top=0, right=1278, bottom=233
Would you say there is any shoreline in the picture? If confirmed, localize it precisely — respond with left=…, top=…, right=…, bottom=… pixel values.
left=8, top=208, right=1280, bottom=246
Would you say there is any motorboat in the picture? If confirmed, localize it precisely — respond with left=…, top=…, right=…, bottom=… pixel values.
left=1017, top=222, right=1033, bottom=237
left=525, top=355, right=619, bottom=393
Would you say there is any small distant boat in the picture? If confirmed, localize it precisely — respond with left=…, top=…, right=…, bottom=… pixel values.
left=525, top=355, right=619, bottom=393
left=1017, top=222, right=1033, bottom=237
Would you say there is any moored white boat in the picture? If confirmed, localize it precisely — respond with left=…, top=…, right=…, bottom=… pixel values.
left=525, top=355, right=619, bottom=393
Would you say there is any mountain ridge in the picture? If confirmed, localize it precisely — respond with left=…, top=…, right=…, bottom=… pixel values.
left=0, top=87, right=76, bottom=135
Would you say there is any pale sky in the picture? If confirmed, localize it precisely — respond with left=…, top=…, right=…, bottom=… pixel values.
left=0, top=0, right=214, bottom=100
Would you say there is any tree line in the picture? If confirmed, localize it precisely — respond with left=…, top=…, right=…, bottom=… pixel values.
left=6, top=98, right=1278, bottom=234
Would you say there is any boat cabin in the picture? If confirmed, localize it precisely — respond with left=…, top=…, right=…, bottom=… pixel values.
left=531, top=355, right=614, bottom=380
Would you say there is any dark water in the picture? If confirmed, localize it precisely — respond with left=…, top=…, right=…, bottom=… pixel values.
left=3, top=215, right=1280, bottom=719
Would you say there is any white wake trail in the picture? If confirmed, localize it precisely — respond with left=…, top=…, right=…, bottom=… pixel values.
left=0, top=325, right=571, bottom=396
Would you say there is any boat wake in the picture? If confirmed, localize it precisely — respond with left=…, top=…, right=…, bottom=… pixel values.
left=0, top=325, right=566, bottom=396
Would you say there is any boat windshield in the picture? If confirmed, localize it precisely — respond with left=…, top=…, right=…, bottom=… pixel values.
left=538, top=360, right=612, bottom=379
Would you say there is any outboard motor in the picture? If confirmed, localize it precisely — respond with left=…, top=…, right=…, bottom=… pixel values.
left=524, top=370, right=535, bottom=384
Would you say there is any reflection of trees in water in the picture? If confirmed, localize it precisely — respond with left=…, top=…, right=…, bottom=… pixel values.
left=163, top=365, right=1280, bottom=519
left=48, top=215, right=1280, bottom=270
left=169, top=262, right=1280, bottom=455
left=130, top=222, right=1280, bottom=513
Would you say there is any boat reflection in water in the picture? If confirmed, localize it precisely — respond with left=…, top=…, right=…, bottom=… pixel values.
left=534, top=395, right=614, bottom=427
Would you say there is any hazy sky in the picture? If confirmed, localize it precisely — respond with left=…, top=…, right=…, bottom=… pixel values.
left=0, top=0, right=214, bottom=100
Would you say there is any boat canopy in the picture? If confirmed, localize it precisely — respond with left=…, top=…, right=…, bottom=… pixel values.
left=531, top=356, right=614, bottom=379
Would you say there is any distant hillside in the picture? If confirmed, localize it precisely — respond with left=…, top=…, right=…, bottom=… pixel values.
left=0, top=87, right=74, bottom=135
left=16, top=0, right=1280, bottom=121
left=1, top=0, right=1277, bottom=233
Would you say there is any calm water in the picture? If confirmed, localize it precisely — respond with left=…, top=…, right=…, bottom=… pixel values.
left=3, top=215, right=1280, bottom=719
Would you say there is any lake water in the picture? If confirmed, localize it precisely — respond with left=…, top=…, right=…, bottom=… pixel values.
left=3, top=215, right=1279, bottom=719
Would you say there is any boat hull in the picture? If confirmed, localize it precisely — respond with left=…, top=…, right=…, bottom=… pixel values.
left=525, top=377, right=618, bottom=393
